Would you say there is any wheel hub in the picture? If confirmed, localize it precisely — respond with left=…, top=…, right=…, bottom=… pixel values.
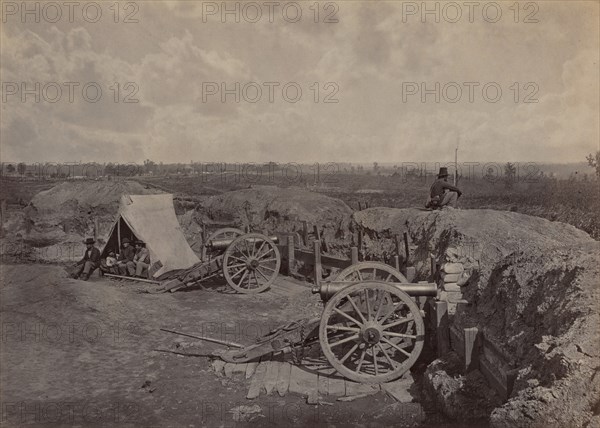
left=361, top=322, right=382, bottom=345
left=247, top=258, right=260, bottom=270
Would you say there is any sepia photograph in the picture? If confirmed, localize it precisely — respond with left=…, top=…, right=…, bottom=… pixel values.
left=1, top=1, right=599, bottom=426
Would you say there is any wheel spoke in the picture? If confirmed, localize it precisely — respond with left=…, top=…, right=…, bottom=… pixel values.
left=374, top=290, right=386, bottom=321
left=230, top=267, right=246, bottom=279
left=326, top=325, right=361, bottom=333
left=333, top=307, right=363, bottom=327
left=254, top=240, right=267, bottom=258
left=381, top=338, right=412, bottom=357
left=346, top=295, right=367, bottom=324
left=364, top=289, right=372, bottom=321
left=258, top=257, right=278, bottom=263
left=258, top=247, right=275, bottom=259
left=381, top=316, right=414, bottom=330
left=355, top=348, right=367, bottom=373
left=382, top=331, right=416, bottom=339
left=329, top=334, right=359, bottom=348
left=357, top=270, right=363, bottom=281
left=372, top=347, right=379, bottom=375
left=227, top=262, right=247, bottom=269
left=378, top=343, right=397, bottom=370
left=236, top=269, right=249, bottom=288
left=229, top=255, right=248, bottom=264
left=385, top=273, right=393, bottom=282
left=256, top=267, right=270, bottom=282
left=379, top=301, right=405, bottom=325
left=340, top=343, right=359, bottom=364
left=258, top=265, right=277, bottom=273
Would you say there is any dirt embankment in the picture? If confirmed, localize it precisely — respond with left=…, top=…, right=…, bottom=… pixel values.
left=1, top=180, right=163, bottom=262
left=197, top=186, right=354, bottom=252
left=353, top=207, right=600, bottom=427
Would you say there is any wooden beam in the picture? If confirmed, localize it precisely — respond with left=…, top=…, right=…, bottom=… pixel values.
left=313, top=240, right=322, bottom=287
left=403, top=231, right=410, bottom=265
left=350, top=247, right=358, bottom=265
left=435, top=301, right=450, bottom=357
left=464, top=327, right=479, bottom=372
left=302, top=221, right=308, bottom=247
left=104, top=273, right=161, bottom=284
left=286, top=234, right=295, bottom=275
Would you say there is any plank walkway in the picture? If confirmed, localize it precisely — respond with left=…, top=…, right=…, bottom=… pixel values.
left=210, top=352, right=415, bottom=403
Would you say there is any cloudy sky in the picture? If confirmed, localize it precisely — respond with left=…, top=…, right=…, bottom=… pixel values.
left=1, top=1, right=598, bottom=163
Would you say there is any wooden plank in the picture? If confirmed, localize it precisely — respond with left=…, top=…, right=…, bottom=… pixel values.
left=245, top=361, right=259, bottom=379
left=211, top=359, right=226, bottom=376
left=293, top=249, right=352, bottom=270
left=224, top=363, right=235, bottom=378
left=350, top=247, right=358, bottom=265
left=286, top=234, right=295, bottom=275
left=464, top=327, right=479, bottom=372
left=264, top=361, right=281, bottom=395
left=345, top=380, right=380, bottom=396
left=313, top=241, right=322, bottom=287
left=246, top=362, right=268, bottom=399
left=276, top=362, right=292, bottom=396
left=288, top=365, right=317, bottom=397
left=382, top=375, right=415, bottom=403
left=232, top=362, right=248, bottom=374
left=435, top=301, right=450, bottom=356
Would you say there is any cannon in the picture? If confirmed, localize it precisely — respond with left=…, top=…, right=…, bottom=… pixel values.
left=168, top=261, right=438, bottom=384
left=161, top=228, right=281, bottom=293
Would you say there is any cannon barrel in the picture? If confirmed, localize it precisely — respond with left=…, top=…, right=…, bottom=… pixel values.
left=209, top=236, right=279, bottom=250
left=312, top=281, right=438, bottom=301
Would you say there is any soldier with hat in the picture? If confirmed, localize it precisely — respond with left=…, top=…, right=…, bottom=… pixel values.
left=116, top=237, right=136, bottom=276
left=133, top=240, right=151, bottom=278
left=73, top=238, right=101, bottom=280
left=426, top=167, right=462, bottom=209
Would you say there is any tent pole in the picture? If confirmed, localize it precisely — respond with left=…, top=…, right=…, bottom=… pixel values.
left=117, top=217, right=121, bottom=250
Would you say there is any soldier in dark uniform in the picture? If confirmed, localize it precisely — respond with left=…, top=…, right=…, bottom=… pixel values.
left=426, top=167, right=462, bottom=209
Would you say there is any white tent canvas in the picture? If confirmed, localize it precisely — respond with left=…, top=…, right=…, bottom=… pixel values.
left=101, top=194, right=200, bottom=278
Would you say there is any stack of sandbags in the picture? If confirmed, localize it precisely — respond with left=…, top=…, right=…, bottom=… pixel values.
left=438, top=262, right=466, bottom=303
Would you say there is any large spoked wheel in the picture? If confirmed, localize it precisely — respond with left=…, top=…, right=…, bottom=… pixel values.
left=223, top=233, right=281, bottom=294
left=319, top=281, right=424, bottom=384
left=335, top=261, right=408, bottom=283
left=202, top=228, right=244, bottom=260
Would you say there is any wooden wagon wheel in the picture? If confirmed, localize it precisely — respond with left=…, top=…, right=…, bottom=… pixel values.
left=319, top=281, right=424, bottom=384
left=223, top=233, right=281, bottom=294
left=202, top=228, right=244, bottom=260
left=335, top=261, right=408, bottom=283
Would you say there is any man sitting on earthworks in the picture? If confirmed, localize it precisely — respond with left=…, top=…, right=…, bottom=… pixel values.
left=116, top=238, right=136, bottom=276
left=132, top=240, right=150, bottom=278
left=426, top=167, right=463, bottom=209
left=72, top=238, right=101, bottom=280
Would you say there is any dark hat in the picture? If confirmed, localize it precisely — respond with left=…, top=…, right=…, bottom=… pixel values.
left=438, top=167, right=449, bottom=178
left=135, top=240, right=145, bottom=246
left=84, top=238, right=95, bottom=245
left=122, top=238, right=131, bottom=244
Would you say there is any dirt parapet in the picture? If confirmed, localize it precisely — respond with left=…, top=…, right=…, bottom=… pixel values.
left=353, top=207, right=600, bottom=426
left=198, top=186, right=354, bottom=253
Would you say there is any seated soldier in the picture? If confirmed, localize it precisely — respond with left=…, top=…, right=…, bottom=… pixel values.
left=100, top=251, right=119, bottom=275
left=133, top=240, right=150, bottom=278
left=72, top=238, right=101, bottom=281
left=116, top=238, right=136, bottom=276
left=426, top=167, right=462, bottom=209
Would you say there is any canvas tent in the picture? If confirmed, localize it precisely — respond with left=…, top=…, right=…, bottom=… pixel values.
left=101, top=194, right=200, bottom=278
